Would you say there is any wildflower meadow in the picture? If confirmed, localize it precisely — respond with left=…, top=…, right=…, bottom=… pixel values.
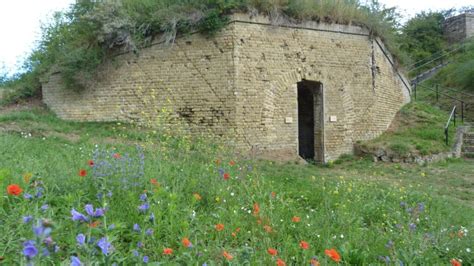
left=0, top=112, right=473, bottom=265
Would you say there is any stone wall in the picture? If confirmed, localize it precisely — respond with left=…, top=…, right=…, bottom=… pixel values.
left=42, top=14, right=411, bottom=162
left=444, top=13, right=474, bottom=44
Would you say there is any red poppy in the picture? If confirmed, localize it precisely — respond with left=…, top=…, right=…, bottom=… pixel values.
left=7, top=184, right=23, bottom=196
left=79, top=169, right=87, bottom=177
left=215, top=223, right=224, bottom=231
left=150, top=178, right=159, bottom=186
left=325, top=249, right=341, bottom=263
left=276, top=258, right=286, bottom=266
left=271, top=191, right=276, bottom=198
left=292, top=216, right=301, bottom=223
left=223, top=173, right=230, bottom=180
left=300, top=241, right=310, bottom=250
left=223, top=251, right=233, bottom=260
left=163, top=248, right=173, bottom=255
left=182, top=237, right=192, bottom=248
left=451, top=259, right=462, bottom=266
left=113, top=153, right=121, bottom=159
left=253, top=203, right=260, bottom=216
left=88, top=160, right=94, bottom=167
left=267, top=248, right=278, bottom=256
left=229, top=160, right=236, bottom=166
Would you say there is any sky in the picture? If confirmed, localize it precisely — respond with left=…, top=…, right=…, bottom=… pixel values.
left=0, top=0, right=473, bottom=75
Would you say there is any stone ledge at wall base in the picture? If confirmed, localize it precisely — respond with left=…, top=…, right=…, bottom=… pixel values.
left=355, top=126, right=470, bottom=165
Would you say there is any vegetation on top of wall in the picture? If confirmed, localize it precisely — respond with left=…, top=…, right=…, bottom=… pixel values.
left=2, top=0, right=403, bottom=102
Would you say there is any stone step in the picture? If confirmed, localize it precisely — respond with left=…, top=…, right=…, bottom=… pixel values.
left=463, top=146, right=474, bottom=153
left=465, top=138, right=474, bottom=145
left=464, top=152, right=474, bottom=159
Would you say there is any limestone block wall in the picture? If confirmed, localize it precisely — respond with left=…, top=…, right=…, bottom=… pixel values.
left=444, top=13, right=474, bottom=44
left=43, top=27, right=236, bottom=137
left=42, top=14, right=411, bottom=162
left=231, top=15, right=410, bottom=161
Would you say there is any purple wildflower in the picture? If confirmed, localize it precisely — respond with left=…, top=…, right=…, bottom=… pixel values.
left=133, top=224, right=141, bottom=232
left=71, top=209, right=88, bottom=222
left=378, top=255, right=390, bottom=264
left=41, top=204, right=49, bottom=212
left=138, top=203, right=149, bottom=212
left=36, top=187, right=44, bottom=198
left=33, top=223, right=51, bottom=237
left=137, top=242, right=143, bottom=248
left=71, top=256, right=82, bottom=266
left=143, top=256, right=149, bottom=263
left=44, top=236, right=53, bottom=246
left=24, top=193, right=33, bottom=200
left=139, top=193, right=147, bottom=201
left=399, top=201, right=407, bottom=208
left=218, top=168, right=225, bottom=176
left=23, top=216, right=33, bottom=223
left=54, top=245, right=60, bottom=253
left=23, top=241, right=38, bottom=259
left=97, top=237, right=113, bottom=255
left=77, top=234, right=86, bottom=246
left=409, top=223, right=417, bottom=231
left=42, top=248, right=50, bottom=257
left=417, top=202, right=425, bottom=212
left=132, top=250, right=139, bottom=257
left=146, top=228, right=153, bottom=236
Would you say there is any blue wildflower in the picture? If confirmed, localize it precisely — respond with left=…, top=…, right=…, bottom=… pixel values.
left=146, top=228, right=153, bottom=236
left=143, top=256, right=149, bottom=263
left=140, top=193, right=147, bottom=201
left=132, top=250, right=139, bottom=257
left=97, top=237, right=113, bottom=255
left=149, top=213, right=155, bottom=222
left=417, top=202, right=425, bottom=212
left=138, top=203, right=149, bottom=212
left=43, top=236, right=53, bottom=246
left=23, top=216, right=33, bottom=223
left=71, top=256, right=82, bottom=266
left=76, top=234, right=86, bottom=246
left=41, top=204, right=49, bottom=212
left=409, top=223, right=417, bottom=231
left=85, top=204, right=104, bottom=218
left=71, top=209, right=89, bottom=222
left=24, top=193, right=33, bottom=200
left=23, top=241, right=38, bottom=260
left=42, top=248, right=50, bottom=257
left=133, top=224, right=141, bottom=232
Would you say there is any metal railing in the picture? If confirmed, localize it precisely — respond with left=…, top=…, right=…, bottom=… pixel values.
left=445, top=106, right=457, bottom=145
left=412, top=82, right=466, bottom=123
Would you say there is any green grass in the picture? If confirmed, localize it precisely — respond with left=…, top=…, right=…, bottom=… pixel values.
left=359, top=102, right=457, bottom=157
left=0, top=106, right=472, bottom=265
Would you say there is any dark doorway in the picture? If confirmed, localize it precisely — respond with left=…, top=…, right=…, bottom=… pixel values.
left=297, top=80, right=323, bottom=162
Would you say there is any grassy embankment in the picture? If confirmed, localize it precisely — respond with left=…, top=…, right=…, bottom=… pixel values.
left=0, top=104, right=472, bottom=265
